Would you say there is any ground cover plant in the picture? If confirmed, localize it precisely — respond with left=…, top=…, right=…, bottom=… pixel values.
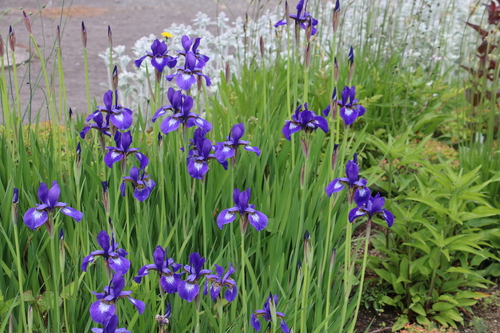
left=1, top=0, right=499, bottom=332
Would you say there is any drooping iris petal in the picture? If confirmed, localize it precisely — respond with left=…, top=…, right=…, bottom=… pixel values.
left=161, top=117, right=182, bottom=133
left=225, top=285, right=238, bottom=302
left=325, top=178, right=345, bottom=197
left=89, top=301, right=115, bottom=324
left=251, top=314, right=261, bottom=331
left=59, top=206, right=83, bottom=222
left=160, top=274, right=182, bottom=294
left=217, top=208, right=238, bottom=229
left=108, top=256, right=131, bottom=273
left=127, top=297, right=145, bottom=314
left=23, top=208, right=48, bottom=230
left=178, top=281, right=200, bottom=302
left=110, top=112, right=132, bottom=130
left=248, top=211, right=268, bottom=231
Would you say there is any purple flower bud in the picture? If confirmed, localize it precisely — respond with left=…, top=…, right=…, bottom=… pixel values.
left=348, top=46, right=354, bottom=64
left=348, top=46, right=354, bottom=82
left=225, top=61, right=231, bottom=83
left=81, top=21, right=87, bottom=48
left=331, top=143, right=339, bottom=171
left=108, top=25, right=112, bottom=46
left=9, top=26, right=16, bottom=52
left=23, top=11, right=32, bottom=35
left=304, top=230, right=312, bottom=265
left=333, top=0, right=341, bottom=33
left=12, top=188, right=19, bottom=204
left=12, top=187, right=18, bottom=225
left=68, top=107, right=73, bottom=120
left=102, top=180, right=110, bottom=214
left=112, top=65, right=118, bottom=91
left=305, top=42, right=311, bottom=68
left=259, top=36, right=265, bottom=59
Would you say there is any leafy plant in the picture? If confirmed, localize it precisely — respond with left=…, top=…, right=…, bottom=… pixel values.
left=364, top=132, right=500, bottom=329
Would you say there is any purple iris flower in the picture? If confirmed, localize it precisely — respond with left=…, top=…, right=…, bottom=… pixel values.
left=135, top=39, right=177, bottom=73
left=338, top=86, right=365, bottom=126
left=81, top=230, right=130, bottom=274
left=23, top=181, right=83, bottom=235
left=215, top=123, right=260, bottom=166
left=282, top=103, right=329, bottom=141
left=120, top=153, right=156, bottom=202
left=87, top=90, right=133, bottom=131
left=178, top=252, right=211, bottom=302
left=186, top=129, right=227, bottom=180
left=274, top=0, right=319, bottom=36
left=91, top=314, right=130, bottom=333
left=90, top=273, right=145, bottom=324
left=217, top=188, right=268, bottom=233
left=205, top=263, right=238, bottom=302
left=325, top=154, right=368, bottom=204
left=134, top=246, right=183, bottom=294
left=250, top=294, right=290, bottom=333
left=166, top=51, right=211, bottom=90
left=80, top=112, right=111, bottom=139
left=104, top=131, right=139, bottom=169
left=152, top=88, right=212, bottom=134
left=349, top=189, right=394, bottom=227
left=177, top=35, right=210, bottom=65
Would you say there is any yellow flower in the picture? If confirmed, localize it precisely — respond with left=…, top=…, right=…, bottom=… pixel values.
left=161, top=32, right=173, bottom=38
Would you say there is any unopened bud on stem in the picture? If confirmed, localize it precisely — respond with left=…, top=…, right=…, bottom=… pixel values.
left=81, top=21, right=87, bottom=48
left=23, top=11, right=32, bottom=34
left=9, top=26, right=16, bottom=52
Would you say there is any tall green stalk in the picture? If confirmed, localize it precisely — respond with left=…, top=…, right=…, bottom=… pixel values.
left=350, top=219, right=372, bottom=332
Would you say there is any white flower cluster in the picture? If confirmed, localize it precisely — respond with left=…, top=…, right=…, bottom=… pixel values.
left=99, top=1, right=477, bottom=113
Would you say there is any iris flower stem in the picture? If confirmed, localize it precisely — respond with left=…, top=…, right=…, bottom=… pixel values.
left=323, top=196, right=335, bottom=329
left=9, top=50, right=21, bottom=143
left=194, top=301, right=200, bottom=333
left=30, top=34, right=57, bottom=123
left=338, top=128, right=352, bottom=332
left=262, top=56, right=269, bottom=134
left=56, top=40, right=67, bottom=124
left=303, top=61, right=309, bottom=105
left=239, top=228, right=248, bottom=331
left=50, top=217, right=61, bottom=330
left=83, top=47, right=92, bottom=115
left=350, top=219, right=372, bottom=332
left=13, top=222, right=27, bottom=332
left=297, top=152, right=310, bottom=331
left=153, top=79, right=161, bottom=123
left=0, top=54, right=10, bottom=129
left=201, top=181, right=207, bottom=257
left=300, top=256, right=310, bottom=332
left=339, top=211, right=353, bottom=332
left=125, top=178, right=132, bottom=251
left=217, top=298, right=224, bottom=333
